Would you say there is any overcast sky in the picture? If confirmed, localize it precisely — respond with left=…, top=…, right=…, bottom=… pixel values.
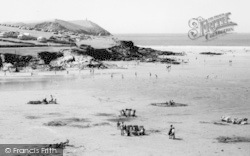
left=0, top=0, right=249, bottom=33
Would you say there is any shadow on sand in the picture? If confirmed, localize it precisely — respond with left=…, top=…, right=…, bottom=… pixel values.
left=151, top=103, right=188, bottom=107
left=173, top=137, right=183, bottom=141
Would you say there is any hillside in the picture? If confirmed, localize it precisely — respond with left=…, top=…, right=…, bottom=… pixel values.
left=70, top=20, right=111, bottom=36
left=3, top=19, right=111, bottom=36
left=34, top=19, right=89, bottom=34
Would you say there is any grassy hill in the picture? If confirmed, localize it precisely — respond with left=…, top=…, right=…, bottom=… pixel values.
left=34, top=19, right=89, bottom=34
left=3, top=19, right=111, bottom=36
left=70, top=20, right=111, bottom=36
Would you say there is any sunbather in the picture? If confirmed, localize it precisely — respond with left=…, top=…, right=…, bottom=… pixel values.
left=123, top=110, right=127, bottom=117
left=127, top=109, right=132, bottom=116
left=241, top=118, right=248, bottom=125
left=221, top=116, right=231, bottom=122
left=43, top=98, right=48, bottom=104
left=50, top=95, right=54, bottom=102
left=139, top=126, right=145, bottom=135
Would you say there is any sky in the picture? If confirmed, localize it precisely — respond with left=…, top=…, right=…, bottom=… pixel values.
left=0, top=0, right=249, bottom=34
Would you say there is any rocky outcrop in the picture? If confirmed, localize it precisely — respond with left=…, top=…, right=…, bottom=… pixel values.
left=0, top=40, right=185, bottom=72
left=0, top=53, right=33, bottom=68
left=78, top=40, right=184, bottom=63
left=200, top=52, right=223, bottom=55
left=38, top=52, right=63, bottom=64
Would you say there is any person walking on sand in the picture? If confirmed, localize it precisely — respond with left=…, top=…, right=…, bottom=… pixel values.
left=117, top=121, right=121, bottom=129
left=121, top=122, right=125, bottom=136
left=168, top=125, right=175, bottom=139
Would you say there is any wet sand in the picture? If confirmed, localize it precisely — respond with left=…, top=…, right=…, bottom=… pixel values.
left=0, top=46, right=250, bottom=156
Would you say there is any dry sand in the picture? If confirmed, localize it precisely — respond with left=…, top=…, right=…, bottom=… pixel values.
left=0, top=46, right=250, bottom=156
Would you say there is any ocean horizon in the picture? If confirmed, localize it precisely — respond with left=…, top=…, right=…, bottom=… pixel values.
left=115, top=33, right=250, bottom=47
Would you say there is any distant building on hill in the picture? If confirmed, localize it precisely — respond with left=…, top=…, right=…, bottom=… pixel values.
left=18, top=33, right=36, bottom=40
left=37, top=36, right=47, bottom=43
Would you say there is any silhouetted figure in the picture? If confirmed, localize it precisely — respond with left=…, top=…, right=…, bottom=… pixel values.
left=50, top=95, right=54, bottom=102
left=43, top=98, right=48, bottom=104
left=168, top=125, right=175, bottom=139
left=117, top=121, right=121, bottom=129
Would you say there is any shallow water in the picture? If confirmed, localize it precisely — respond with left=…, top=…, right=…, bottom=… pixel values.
left=1, top=49, right=250, bottom=118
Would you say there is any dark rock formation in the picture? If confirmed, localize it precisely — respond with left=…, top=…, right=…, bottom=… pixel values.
left=0, top=40, right=185, bottom=72
left=161, top=58, right=181, bottom=64
left=78, top=40, right=184, bottom=63
left=38, top=52, right=63, bottom=64
left=120, top=41, right=134, bottom=48
left=200, top=52, right=223, bottom=55
left=0, top=53, right=33, bottom=67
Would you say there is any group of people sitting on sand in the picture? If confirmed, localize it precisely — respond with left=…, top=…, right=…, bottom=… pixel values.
left=119, top=109, right=136, bottom=117
left=221, top=116, right=248, bottom=125
left=117, top=121, right=145, bottom=136
left=42, top=95, right=57, bottom=104
left=166, top=100, right=175, bottom=106
left=47, top=139, right=69, bottom=149
left=27, top=95, right=57, bottom=105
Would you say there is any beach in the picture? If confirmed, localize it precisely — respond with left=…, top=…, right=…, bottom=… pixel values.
left=0, top=46, right=250, bottom=156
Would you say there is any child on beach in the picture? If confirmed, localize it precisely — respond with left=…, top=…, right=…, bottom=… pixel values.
left=168, top=125, right=175, bottom=139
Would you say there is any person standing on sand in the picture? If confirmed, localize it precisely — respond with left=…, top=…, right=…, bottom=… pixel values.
left=121, top=122, right=125, bottom=136
left=168, top=125, right=175, bottom=139
left=117, top=121, right=121, bottom=129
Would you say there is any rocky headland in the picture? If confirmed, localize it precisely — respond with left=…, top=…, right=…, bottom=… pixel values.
left=0, top=40, right=185, bottom=72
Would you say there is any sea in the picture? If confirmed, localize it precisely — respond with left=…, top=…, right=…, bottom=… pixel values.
left=115, top=33, right=250, bottom=47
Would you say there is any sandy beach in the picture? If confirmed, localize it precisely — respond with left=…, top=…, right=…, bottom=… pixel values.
left=0, top=46, right=250, bottom=156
